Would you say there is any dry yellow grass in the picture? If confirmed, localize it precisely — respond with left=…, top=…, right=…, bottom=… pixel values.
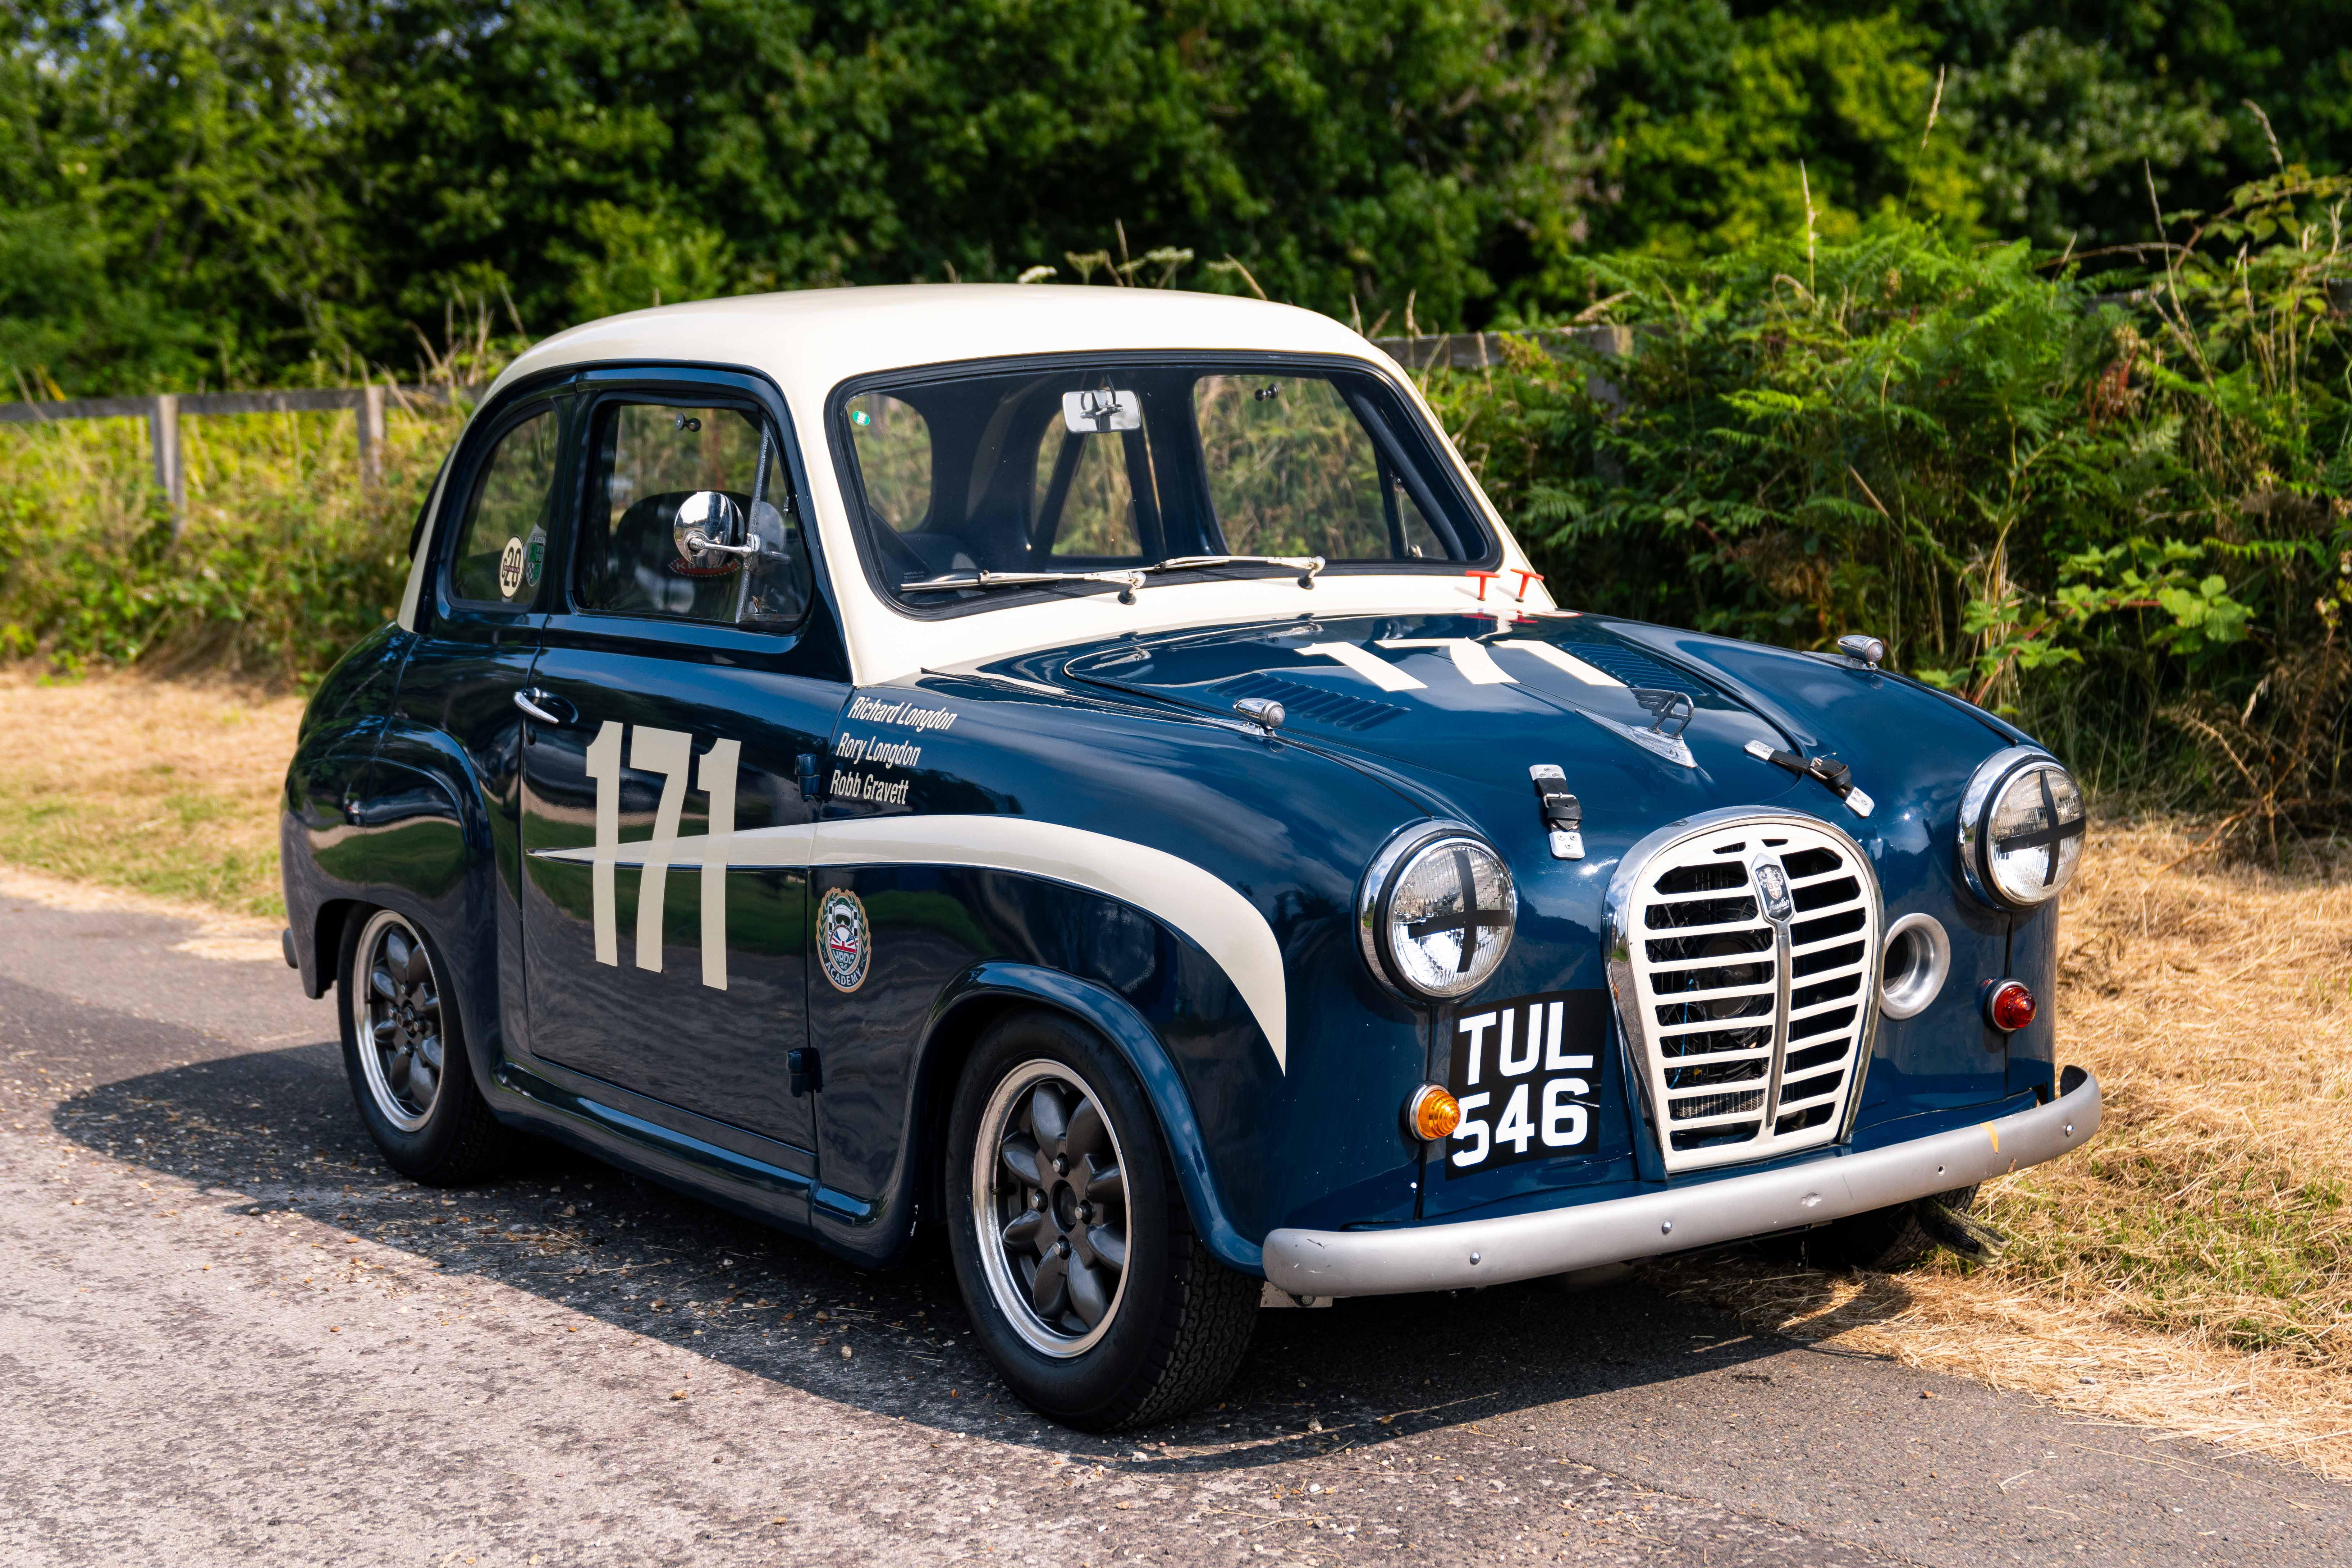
left=1654, top=820, right=2352, bottom=1476
left=0, top=670, right=303, bottom=917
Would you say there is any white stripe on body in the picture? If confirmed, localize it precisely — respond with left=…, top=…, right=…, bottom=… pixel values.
left=533, top=815, right=1289, bottom=1072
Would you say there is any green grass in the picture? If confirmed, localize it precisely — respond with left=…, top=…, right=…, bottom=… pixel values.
left=0, top=771, right=284, bottom=917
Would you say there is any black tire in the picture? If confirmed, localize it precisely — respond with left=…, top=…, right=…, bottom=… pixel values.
left=1799, top=1184, right=1980, bottom=1272
left=337, top=905, right=520, bottom=1186
left=946, top=1008, right=1257, bottom=1430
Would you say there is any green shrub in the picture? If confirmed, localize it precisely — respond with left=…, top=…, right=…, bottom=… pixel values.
left=0, top=395, right=453, bottom=682
left=1427, top=173, right=2352, bottom=831
left=6, top=182, right=2349, bottom=831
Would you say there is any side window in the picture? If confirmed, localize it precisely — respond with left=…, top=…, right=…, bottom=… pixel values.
left=449, top=406, right=560, bottom=605
left=1191, top=374, right=1444, bottom=560
left=574, top=401, right=813, bottom=628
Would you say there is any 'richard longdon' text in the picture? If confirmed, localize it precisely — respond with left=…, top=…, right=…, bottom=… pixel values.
left=830, top=694, right=958, bottom=806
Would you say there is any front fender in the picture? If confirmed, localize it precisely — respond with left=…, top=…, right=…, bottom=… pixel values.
left=915, top=962, right=1262, bottom=1276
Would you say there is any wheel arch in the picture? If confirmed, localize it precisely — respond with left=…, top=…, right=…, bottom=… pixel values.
left=293, top=726, right=510, bottom=1092
left=306, top=897, right=363, bottom=1000
left=911, top=962, right=1264, bottom=1278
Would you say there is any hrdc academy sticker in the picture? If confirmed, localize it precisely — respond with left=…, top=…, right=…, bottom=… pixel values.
left=817, top=888, right=871, bottom=993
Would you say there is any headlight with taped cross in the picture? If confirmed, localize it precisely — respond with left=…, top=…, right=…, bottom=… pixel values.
left=1356, top=823, right=1518, bottom=1000
left=1958, top=748, right=2087, bottom=909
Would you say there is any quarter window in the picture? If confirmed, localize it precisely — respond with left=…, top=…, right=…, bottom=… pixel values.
left=574, top=402, right=813, bottom=628
left=844, top=393, right=932, bottom=533
left=449, top=406, right=560, bottom=605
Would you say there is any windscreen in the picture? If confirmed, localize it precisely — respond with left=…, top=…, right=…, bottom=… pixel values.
left=834, top=360, right=1485, bottom=606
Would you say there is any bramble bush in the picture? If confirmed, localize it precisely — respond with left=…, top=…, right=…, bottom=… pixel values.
left=0, top=318, right=513, bottom=679
left=5, top=183, right=2349, bottom=843
left=0, top=388, right=454, bottom=682
left=1425, top=173, right=2352, bottom=844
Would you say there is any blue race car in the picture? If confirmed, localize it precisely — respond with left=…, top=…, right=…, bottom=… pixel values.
left=282, top=285, right=2098, bottom=1429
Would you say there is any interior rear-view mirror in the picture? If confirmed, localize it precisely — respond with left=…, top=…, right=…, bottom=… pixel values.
left=1063, top=389, right=1141, bottom=433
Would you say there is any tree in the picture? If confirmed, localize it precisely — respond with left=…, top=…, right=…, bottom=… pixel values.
left=338, top=0, right=1600, bottom=344
left=0, top=1, right=367, bottom=391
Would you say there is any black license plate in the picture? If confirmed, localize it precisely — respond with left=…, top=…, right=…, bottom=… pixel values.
left=1442, top=990, right=1609, bottom=1177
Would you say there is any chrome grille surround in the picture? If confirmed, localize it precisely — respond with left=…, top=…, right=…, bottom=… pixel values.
left=1605, top=808, right=1884, bottom=1174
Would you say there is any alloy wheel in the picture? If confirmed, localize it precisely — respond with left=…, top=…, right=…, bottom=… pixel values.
left=972, top=1060, right=1131, bottom=1357
left=352, top=909, right=446, bottom=1133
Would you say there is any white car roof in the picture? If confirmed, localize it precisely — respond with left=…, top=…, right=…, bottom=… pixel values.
left=491, top=283, right=1383, bottom=393
left=410, top=285, right=1552, bottom=683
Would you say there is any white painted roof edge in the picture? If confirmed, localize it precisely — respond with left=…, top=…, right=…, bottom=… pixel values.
left=444, top=286, right=1551, bottom=676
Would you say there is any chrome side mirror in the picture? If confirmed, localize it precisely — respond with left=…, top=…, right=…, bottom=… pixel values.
left=674, top=490, right=754, bottom=566
left=1838, top=633, right=1886, bottom=667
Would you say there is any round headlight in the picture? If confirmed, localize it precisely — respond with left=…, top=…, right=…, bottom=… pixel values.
left=1358, top=824, right=1517, bottom=999
left=1958, top=748, right=2087, bottom=909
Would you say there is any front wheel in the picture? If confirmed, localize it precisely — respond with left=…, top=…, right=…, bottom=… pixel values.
left=1800, top=1184, right=1982, bottom=1271
left=946, top=1009, right=1257, bottom=1430
left=338, top=906, right=521, bottom=1186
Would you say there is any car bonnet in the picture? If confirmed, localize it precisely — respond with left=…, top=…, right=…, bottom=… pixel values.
left=1052, top=611, right=1827, bottom=829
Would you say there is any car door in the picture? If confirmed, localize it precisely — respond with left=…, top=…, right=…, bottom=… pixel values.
left=515, top=368, right=851, bottom=1159
left=372, top=385, right=570, bottom=1060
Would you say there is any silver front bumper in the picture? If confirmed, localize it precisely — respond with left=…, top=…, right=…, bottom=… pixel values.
left=1263, top=1069, right=2100, bottom=1298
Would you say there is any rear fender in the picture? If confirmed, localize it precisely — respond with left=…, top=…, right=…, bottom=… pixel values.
left=323, top=725, right=511, bottom=1099
left=280, top=714, right=383, bottom=999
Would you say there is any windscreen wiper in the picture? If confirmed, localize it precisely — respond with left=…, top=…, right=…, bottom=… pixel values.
left=899, top=554, right=1326, bottom=604
left=900, top=567, right=1145, bottom=604
left=1143, top=554, right=1325, bottom=590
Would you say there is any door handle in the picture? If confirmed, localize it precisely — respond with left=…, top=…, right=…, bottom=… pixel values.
left=513, top=688, right=575, bottom=728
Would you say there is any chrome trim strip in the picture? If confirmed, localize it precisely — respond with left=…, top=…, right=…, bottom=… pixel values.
left=1264, top=1071, right=2101, bottom=1297
left=1760, top=909, right=1794, bottom=1124
left=1837, top=1000, right=1881, bottom=1143
left=1838, top=880, right=1895, bottom=1144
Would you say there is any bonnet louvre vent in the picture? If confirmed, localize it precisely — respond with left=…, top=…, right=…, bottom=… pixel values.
left=1609, top=815, right=1882, bottom=1174
left=1553, top=642, right=1713, bottom=696
left=1210, top=673, right=1405, bottom=732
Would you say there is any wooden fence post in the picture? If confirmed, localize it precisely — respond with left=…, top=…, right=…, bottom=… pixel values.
left=148, top=394, right=185, bottom=531
left=356, top=383, right=386, bottom=489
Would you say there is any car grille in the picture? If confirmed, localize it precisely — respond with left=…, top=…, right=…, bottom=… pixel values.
left=1607, top=812, right=1882, bottom=1174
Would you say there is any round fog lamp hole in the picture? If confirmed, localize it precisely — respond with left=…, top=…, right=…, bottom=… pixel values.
left=1878, top=913, right=1951, bottom=1020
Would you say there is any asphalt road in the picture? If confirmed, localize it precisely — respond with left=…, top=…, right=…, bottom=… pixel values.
left=3, top=887, right=2345, bottom=1567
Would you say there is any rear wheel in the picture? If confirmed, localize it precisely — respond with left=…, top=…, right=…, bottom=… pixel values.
left=947, top=1009, right=1257, bottom=1430
left=338, top=907, right=520, bottom=1185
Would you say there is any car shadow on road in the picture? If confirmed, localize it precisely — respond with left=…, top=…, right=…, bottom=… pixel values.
left=52, top=1040, right=1865, bottom=1475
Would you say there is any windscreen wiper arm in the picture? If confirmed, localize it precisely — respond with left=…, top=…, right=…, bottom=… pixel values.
left=900, top=567, right=1144, bottom=604
left=1144, top=554, right=1325, bottom=589
left=900, top=554, right=1325, bottom=604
